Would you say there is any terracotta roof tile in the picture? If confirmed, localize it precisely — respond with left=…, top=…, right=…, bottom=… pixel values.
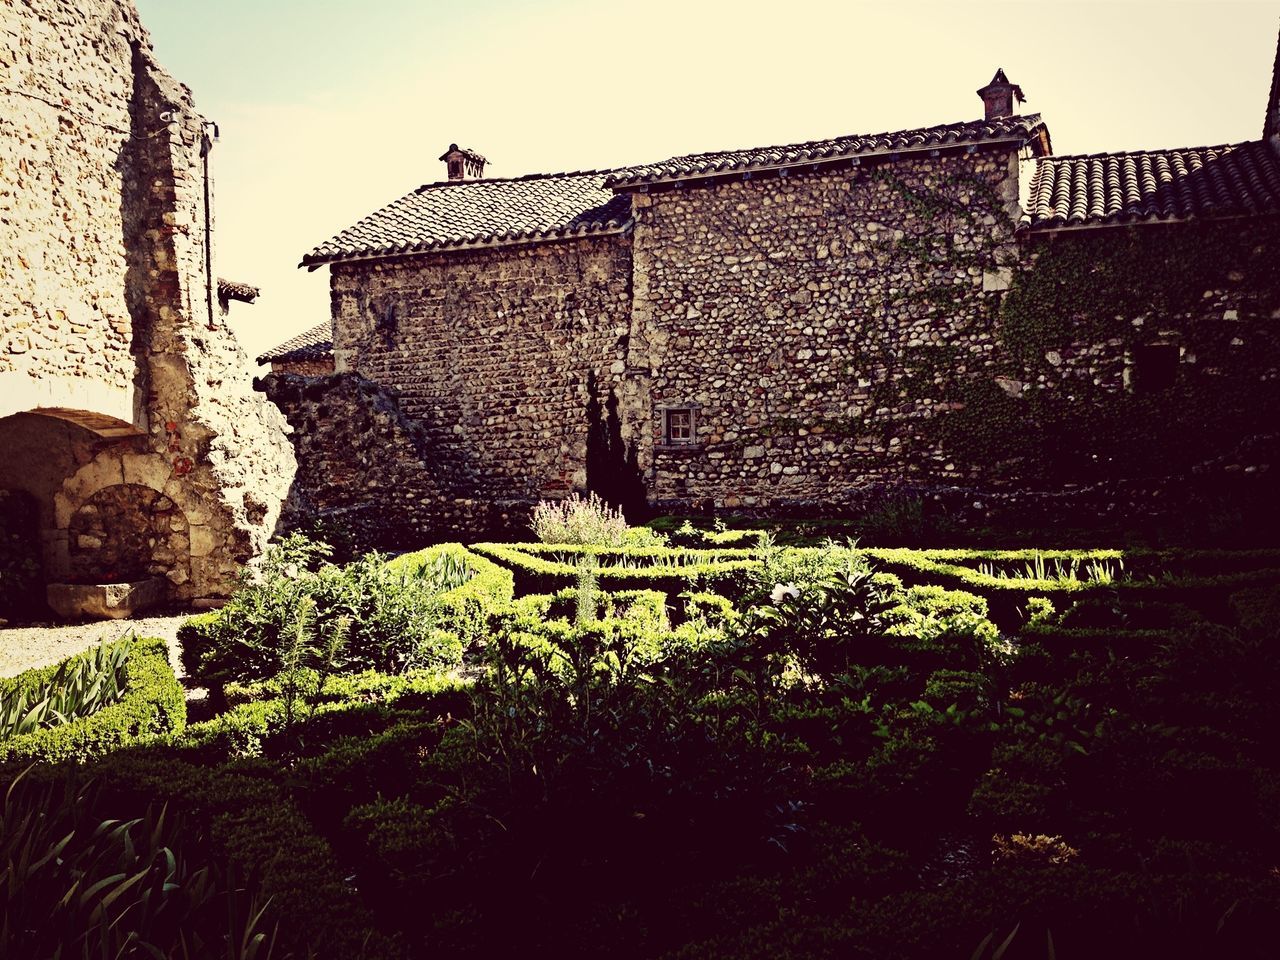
left=301, top=115, right=1048, bottom=269
left=603, top=114, right=1049, bottom=188
left=1021, top=140, right=1280, bottom=230
left=217, top=278, right=259, bottom=303
left=256, top=322, right=333, bottom=365
left=301, top=171, right=632, bottom=267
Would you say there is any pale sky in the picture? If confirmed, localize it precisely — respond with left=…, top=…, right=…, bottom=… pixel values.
left=131, top=0, right=1280, bottom=364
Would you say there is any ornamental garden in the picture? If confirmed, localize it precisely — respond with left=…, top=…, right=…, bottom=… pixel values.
left=3, top=493, right=1279, bottom=958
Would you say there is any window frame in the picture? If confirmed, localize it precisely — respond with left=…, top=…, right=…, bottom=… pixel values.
left=658, top=404, right=701, bottom=448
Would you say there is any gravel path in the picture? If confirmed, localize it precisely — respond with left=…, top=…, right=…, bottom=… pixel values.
left=0, top=612, right=194, bottom=680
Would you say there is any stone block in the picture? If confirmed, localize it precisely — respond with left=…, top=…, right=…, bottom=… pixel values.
left=982, top=267, right=1013, bottom=292
left=46, top=577, right=165, bottom=621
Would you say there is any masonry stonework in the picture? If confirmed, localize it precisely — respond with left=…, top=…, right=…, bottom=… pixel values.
left=330, top=234, right=631, bottom=503
left=274, top=51, right=1280, bottom=540
left=1, top=0, right=295, bottom=608
left=623, top=150, right=1023, bottom=510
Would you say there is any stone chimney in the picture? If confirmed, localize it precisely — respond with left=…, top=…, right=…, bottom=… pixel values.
left=439, top=144, right=487, bottom=181
left=976, top=69, right=1025, bottom=120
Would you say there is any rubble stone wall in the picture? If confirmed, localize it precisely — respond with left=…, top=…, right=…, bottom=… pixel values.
left=0, top=0, right=295, bottom=603
left=623, top=149, right=1024, bottom=511
left=330, top=235, right=632, bottom=512
left=622, top=152, right=1280, bottom=514
left=279, top=148, right=1279, bottom=536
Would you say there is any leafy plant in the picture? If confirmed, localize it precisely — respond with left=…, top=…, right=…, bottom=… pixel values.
left=977, top=552, right=1123, bottom=585
left=182, top=535, right=472, bottom=698
left=0, top=766, right=286, bottom=959
left=1, top=636, right=134, bottom=741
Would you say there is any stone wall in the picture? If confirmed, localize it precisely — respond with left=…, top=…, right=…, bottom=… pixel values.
left=622, top=149, right=1024, bottom=511
left=0, top=0, right=295, bottom=606
left=331, top=234, right=632, bottom=507
left=1, top=0, right=141, bottom=424
left=262, top=371, right=478, bottom=550
left=278, top=144, right=1279, bottom=537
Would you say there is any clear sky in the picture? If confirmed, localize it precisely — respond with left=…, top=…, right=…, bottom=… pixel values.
left=131, top=0, right=1280, bottom=364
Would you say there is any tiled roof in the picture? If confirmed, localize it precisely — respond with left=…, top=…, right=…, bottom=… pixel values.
left=256, top=322, right=333, bottom=365
left=217, top=278, right=259, bottom=303
left=300, top=171, right=632, bottom=267
left=1020, top=140, right=1280, bottom=231
left=603, top=114, right=1049, bottom=188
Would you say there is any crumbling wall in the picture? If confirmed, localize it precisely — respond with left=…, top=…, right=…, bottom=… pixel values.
left=261, top=371, right=474, bottom=548
left=0, top=0, right=295, bottom=603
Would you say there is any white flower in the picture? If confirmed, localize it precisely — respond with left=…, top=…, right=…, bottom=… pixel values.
left=282, top=563, right=300, bottom=580
left=770, top=583, right=801, bottom=603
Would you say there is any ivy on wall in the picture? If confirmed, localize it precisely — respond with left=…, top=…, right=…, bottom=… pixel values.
left=859, top=165, right=1280, bottom=484
left=931, top=222, right=1280, bottom=484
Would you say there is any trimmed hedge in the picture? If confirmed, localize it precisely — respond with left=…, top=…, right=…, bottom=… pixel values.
left=514, top=587, right=671, bottom=631
left=862, top=548, right=1280, bottom=629
left=183, top=669, right=469, bottom=760
left=386, top=542, right=514, bottom=643
left=471, top=542, right=760, bottom=597
left=0, top=637, right=184, bottom=765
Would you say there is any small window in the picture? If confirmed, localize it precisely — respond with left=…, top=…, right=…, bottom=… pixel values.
left=664, top=407, right=696, bottom=444
left=1130, top=343, right=1180, bottom=393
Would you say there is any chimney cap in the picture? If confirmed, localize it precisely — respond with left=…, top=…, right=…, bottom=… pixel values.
left=438, top=143, right=487, bottom=164
left=438, top=143, right=488, bottom=181
left=977, top=68, right=1025, bottom=104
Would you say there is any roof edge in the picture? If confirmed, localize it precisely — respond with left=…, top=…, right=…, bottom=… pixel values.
left=604, top=115, right=1049, bottom=189
left=300, top=218, right=634, bottom=270
left=1017, top=209, right=1280, bottom=236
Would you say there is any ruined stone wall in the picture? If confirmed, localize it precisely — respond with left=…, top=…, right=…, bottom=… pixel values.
left=261, top=371, right=477, bottom=550
left=1, top=0, right=295, bottom=604
left=272, top=358, right=335, bottom=377
left=331, top=235, right=632, bottom=512
left=0, top=0, right=143, bottom=422
left=622, top=149, right=1024, bottom=512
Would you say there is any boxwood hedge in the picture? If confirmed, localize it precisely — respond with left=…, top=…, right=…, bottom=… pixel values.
left=0, top=636, right=184, bottom=765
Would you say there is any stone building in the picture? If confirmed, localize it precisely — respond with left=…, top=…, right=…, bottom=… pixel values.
left=257, top=322, right=334, bottom=376
left=266, top=38, right=1280, bottom=541
left=0, top=0, right=295, bottom=616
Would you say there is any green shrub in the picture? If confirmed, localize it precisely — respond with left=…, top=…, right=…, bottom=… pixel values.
left=388, top=542, right=515, bottom=646
left=182, top=669, right=469, bottom=761
left=183, top=538, right=501, bottom=697
left=0, top=636, right=184, bottom=765
left=0, top=635, right=134, bottom=741
left=472, top=541, right=761, bottom=598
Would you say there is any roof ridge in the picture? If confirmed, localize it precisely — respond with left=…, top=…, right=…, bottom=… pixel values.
left=1041, top=140, right=1258, bottom=162
left=413, top=167, right=631, bottom=192
left=661, top=113, right=1045, bottom=164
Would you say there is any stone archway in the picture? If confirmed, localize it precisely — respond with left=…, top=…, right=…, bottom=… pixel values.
left=67, top=483, right=190, bottom=587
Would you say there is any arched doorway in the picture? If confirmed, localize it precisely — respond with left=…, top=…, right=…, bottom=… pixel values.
left=67, top=483, right=191, bottom=587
